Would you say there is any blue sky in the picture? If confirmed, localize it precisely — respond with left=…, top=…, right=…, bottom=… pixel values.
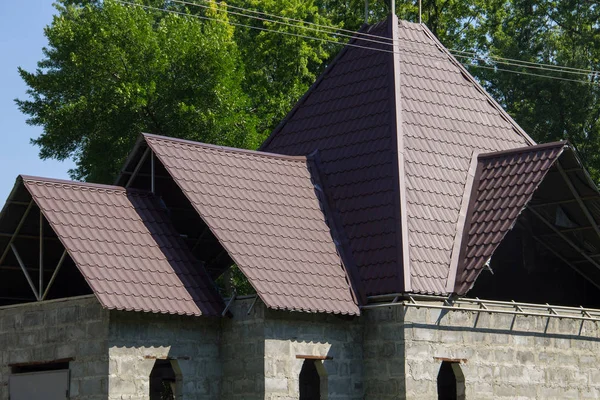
left=0, top=1, right=75, bottom=202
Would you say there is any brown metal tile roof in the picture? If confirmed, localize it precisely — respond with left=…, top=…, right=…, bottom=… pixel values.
left=142, top=134, right=360, bottom=315
left=21, top=176, right=224, bottom=316
left=261, top=18, right=403, bottom=296
left=398, top=20, right=534, bottom=294
left=453, top=142, right=567, bottom=295
left=261, top=16, right=535, bottom=295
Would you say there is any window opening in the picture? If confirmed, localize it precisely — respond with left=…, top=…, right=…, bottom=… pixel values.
left=9, top=360, right=70, bottom=400
left=300, top=359, right=321, bottom=400
left=150, top=360, right=176, bottom=400
left=11, top=360, right=70, bottom=374
left=437, top=361, right=465, bottom=400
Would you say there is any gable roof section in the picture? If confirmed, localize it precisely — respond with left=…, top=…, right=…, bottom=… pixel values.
left=260, top=16, right=535, bottom=296
left=21, top=176, right=224, bottom=316
left=452, top=142, right=567, bottom=294
left=142, top=134, right=360, bottom=315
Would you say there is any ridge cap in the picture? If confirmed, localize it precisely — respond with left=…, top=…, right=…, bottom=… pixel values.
left=477, top=141, right=568, bottom=160
left=143, top=133, right=307, bottom=162
left=20, top=175, right=128, bottom=192
left=389, top=14, right=411, bottom=293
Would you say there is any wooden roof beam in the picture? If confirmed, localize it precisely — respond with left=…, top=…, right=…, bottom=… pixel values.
left=556, top=163, right=600, bottom=243
left=529, top=207, right=600, bottom=273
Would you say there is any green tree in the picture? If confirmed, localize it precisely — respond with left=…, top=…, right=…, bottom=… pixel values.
left=472, top=0, right=600, bottom=179
left=17, top=0, right=257, bottom=183
left=226, top=0, right=342, bottom=136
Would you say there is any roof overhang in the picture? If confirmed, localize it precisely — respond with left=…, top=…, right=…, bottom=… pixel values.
left=117, top=133, right=361, bottom=316
left=452, top=141, right=600, bottom=295
left=0, top=175, right=224, bottom=316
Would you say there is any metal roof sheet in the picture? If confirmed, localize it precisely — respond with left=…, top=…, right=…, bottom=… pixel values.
left=21, top=176, right=224, bottom=316
left=142, top=134, right=360, bottom=315
left=261, top=16, right=535, bottom=295
left=261, top=18, right=403, bottom=296
left=453, top=142, right=567, bottom=294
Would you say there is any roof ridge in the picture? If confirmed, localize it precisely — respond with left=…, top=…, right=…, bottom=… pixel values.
left=390, top=14, right=412, bottom=293
left=477, top=141, right=568, bottom=160
left=142, top=133, right=307, bottom=162
left=21, top=175, right=127, bottom=192
left=20, top=175, right=157, bottom=197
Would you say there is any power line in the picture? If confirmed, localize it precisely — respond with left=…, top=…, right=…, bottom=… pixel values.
left=452, top=54, right=595, bottom=78
left=168, top=0, right=391, bottom=49
left=115, top=0, right=394, bottom=53
left=114, top=0, right=599, bottom=86
left=452, top=49, right=597, bottom=75
left=467, top=63, right=600, bottom=85
left=168, top=0, right=394, bottom=44
left=172, top=0, right=599, bottom=78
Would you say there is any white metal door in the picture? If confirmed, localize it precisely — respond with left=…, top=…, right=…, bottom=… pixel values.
left=9, top=369, right=69, bottom=400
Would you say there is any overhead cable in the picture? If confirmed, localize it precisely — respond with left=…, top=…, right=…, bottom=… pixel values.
left=173, top=0, right=599, bottom=78
left=113, top=0, right=600, bottom=86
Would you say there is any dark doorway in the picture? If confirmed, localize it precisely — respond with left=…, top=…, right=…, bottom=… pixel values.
left=437, top=361, right=456, bottom=400
left=150, top=360, right=176, bottom=400
left=437, top=361, right=465, bottom=400
left=299, top=359, right=320, bottom=400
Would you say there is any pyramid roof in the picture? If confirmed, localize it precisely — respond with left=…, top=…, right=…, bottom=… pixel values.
left=261, top=16, right=534, bottom=295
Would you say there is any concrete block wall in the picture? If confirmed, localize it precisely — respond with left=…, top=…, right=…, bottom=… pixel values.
left=0, top=295, right=109, bottom=400
left=263, top=308, right=364, bottom=400
left=362, top=305, right=406, bottom=400
left=107, top=310, right=221, bottom=400
left=401, top=303, right=600, bottom=399
left=220, top=298, right=266, bottom=400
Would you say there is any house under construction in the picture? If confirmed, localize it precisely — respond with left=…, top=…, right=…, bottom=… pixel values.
left=2, top=15, right=600, bottom=400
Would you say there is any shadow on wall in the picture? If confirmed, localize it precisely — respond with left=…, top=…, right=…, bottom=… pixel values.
left=409, top=306, right=600, bottom=341
left=107, top=309, right=222, bottom=400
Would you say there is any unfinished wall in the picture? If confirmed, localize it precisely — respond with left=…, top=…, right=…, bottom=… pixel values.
left=220, top=298, right=266, bottom=400
left=401, top=303, right=600, bottom=399
left=107, top=310, right=221, bottom=400
left=263, top=307, right=364, bottom=400
left=0, top=295, right=109, bottom=400
left=362, top=306, right=406, bottom=400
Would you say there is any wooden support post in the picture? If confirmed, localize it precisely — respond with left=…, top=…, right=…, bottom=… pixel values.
left=529, top=207, right=600, bottom=272
left=150, top=150, right=155, bottom=194
left=532, top=236, right=600, bottom=292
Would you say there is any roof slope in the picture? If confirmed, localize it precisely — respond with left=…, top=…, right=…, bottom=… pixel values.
left=396, top=21, right=533, bottom=293
left=261, top=19, right=403, bottom=295
left=22, top=176, right=224, bottom=316
left=453, top=142, right=567, bottom=294
left=143, top=134, right=359, bottom=315
left=261, top=15, right=534, bottom=295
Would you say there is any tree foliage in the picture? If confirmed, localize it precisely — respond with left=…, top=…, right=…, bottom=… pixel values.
left=475, top=0, right=600, bottom=180
left=17, top=0, right=600, bottom=294
left=19, top=0, right=600, bottom=181
left=17, top=0, right=257, bottom=182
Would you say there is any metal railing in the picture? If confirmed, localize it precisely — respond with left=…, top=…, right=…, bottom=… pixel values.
left=361, top=294, right=600, bottom=323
